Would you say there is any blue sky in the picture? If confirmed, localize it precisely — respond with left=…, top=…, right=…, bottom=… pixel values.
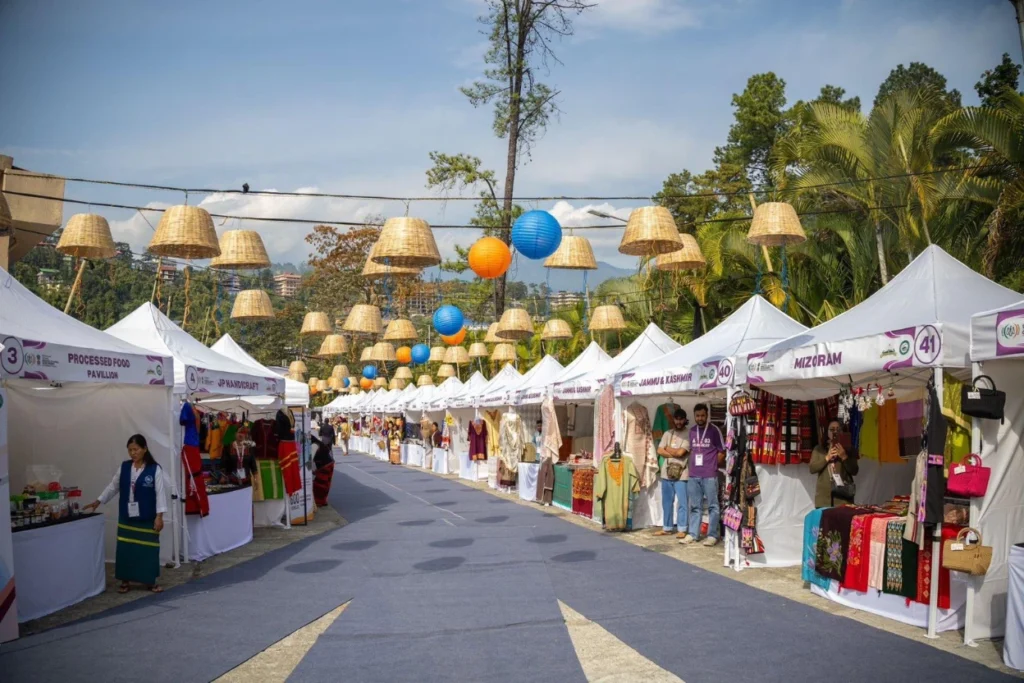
left=1, top=0, right=1019, bottom=268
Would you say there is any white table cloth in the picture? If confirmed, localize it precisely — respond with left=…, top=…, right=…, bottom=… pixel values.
left=14, top=514, right=105, bottom=622
left=1005, top=544, right=1024, bottom=670
left=458, top=452, right=488, bottom=481
left=253, top=499, right=287, bottom=528
left=408, top=445, right=425, bottom=468
left=518, top=463, right=540, bottom=502
left=432, top=448, right=450, bottom=474
left=810, top=577, right=966, bottom=632
left=186, top=486, right=253, bottom=561
left=400, top=444, right=409, bottom=464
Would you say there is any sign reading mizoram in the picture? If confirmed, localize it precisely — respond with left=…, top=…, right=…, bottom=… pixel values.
left=1, top=336, right=170, bottom=386
left=745, top=325, right=945, bottom=384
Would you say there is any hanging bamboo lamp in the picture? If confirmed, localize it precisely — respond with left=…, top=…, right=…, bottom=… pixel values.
left=541, top=319, right=573, bottom=340
left=619, top=206, right=681, bottom=257
left=395, top=366, right=413, bottom=380
left=348, top=376, right=360, bottom=389
left=370, top=342, right=397, bottom=362
left=372, top=217, right=441, bottom=268
left=360, top=346, right=373, bottom=362
left=468, top=342, right=489, bottom=358
left=332, top=364, right=349, bottom=379
left=497, top=307, right=533, bottom=340
left=289, top=360, right=308, bottom=376
left=231, top=289, right=274, bottom=321
left=444, top=345, right=470, bottom=366
left=389, top=378, right=406, bottom=390
left=317, top=334, right=349, bottom=358
left=428, top=346, right=446, bottom=363
left=483, top=322, right=503, bottom=344
left=437, top=363, right=456, bottom=379
left=343, top=304, right=383, bottom=336
left=746, top=201, right=806, bottom=247
left=655, top=233, right=706, bottom=271
left=308, top=377, right=319, bottom=389
left=491, top=343, right=516, bottom=363
left=209, top=230, right=271, bottom=269
left=286, top=372, right=304, bottom=383
left=362, top=239, right=421, bottom=279
left=56, top=214, right=117, bottom=259
left=373, top=377, right=387, bottom=388
left=328, top=377, right=344, bottom=391
left=148, top=205, right=220, bottom=259
left=300, top=311, right=332, bottom=336
left=417, top=374, right=435, bottom=387
left=347, top=386, right=359, bottom=395
left=383, top=318, right=418, bottom=342
left=543, top=235, right=598, bottom=270
left=590, top=304, right=627, bottom=332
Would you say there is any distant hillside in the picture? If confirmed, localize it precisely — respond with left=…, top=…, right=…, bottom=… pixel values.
left=271, top=262, right=312, bottom=275
left=435, top=258, right=634, bottom=292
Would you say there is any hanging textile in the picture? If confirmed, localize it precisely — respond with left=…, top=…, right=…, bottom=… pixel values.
left=859, top=405, right=880, bottom=460
left=623, top=402, right=658, bottom=488
left=594, top=454, right=640, bottom=531
left=594, top=384, right=616, bottom=463
left=815, top=506, right=869, bottom=583
left=571, top=467, right=595, bottom=518
left=802, top=509, right=832, bottom=591
left=541, top=396, right=562, bottom=462
left=867, top=515, right=888, bottom=590
left=813, top=395, right=839, bottom=447
left=483, top=410, right=501, bottom=459
left=536, top=456, right=555, bottom=505
left=498, top=412, right=527, bottom=474
left=468, top=420, right=488, bottom=461
left=897, top=398, right=924, bottom=459
left=877, top=400, right=901, bottom=463
left=651, top=402, right=678, bottom=442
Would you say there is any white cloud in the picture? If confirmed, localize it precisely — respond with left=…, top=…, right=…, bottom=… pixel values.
left=578, top=0, right=701, bottom=34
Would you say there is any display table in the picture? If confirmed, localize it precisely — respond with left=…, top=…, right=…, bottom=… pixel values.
left=13, top=513, right=105, bottom=622
left=458, top=452, right=487, bottom=481
left=407, top=444, right=425, bottom=468
left=518, top=463, right=540, bottom=502
left=186, top=486, right=253, bottom=561
left=810, top=578, right=966, bottom=632
left=253, top=499, right=287, bottom=528
left=432, top=448, right=450, bottom=474
left=1006, top=543, right=1024, bottom=670
left=553, top=464, right=572, bottom=511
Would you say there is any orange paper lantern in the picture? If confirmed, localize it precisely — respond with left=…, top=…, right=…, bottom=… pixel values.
left=396, top=346, right=412, bottom=364
left=360, top=377, right=373, bottom=390
left=468, top=236, right=512, bottom=279
left=441, top=327, right=467, bottom=345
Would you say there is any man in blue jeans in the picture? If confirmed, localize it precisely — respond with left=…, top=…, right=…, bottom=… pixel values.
left=654, top=408, right=689, bottom=538
left=682, top=403, right=725, bottom=547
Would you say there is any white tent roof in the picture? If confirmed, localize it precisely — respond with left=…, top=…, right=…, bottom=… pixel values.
left=554, top=323, right=680, bottom=401
left=322, top=393, right=348, bottom=415
left=516, top=342, right=610, bottom=405
left=617, top=295, right=807, bottom=397
left=446, top=371, right=490, bottom=410
left=745, top=245, right=1023, bottom=399
left=409, top=384, right=437, bottom=411
left=211, top=334, right=309, bottom=407
left=0, top=266, right=172, bottom=386
left=970, top=299, right=1024, bottom=362
left=389, top=383, right=419, bottom=412
left=479, top=355, right=563, bottom=407
left=451, top=363, right=521, bottom=409
left=107, top=303, right=283, bottom=397
left=426, top=376, right=464, bottom=411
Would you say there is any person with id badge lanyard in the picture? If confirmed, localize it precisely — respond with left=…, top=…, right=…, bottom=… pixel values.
left=809, top=418, right=859, bottom=508
left=684, top=404, right=726, bottom=546
left=84, top=434, right=168, bottom=593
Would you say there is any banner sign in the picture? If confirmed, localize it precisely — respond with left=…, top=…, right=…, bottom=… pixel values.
left=1, top=335, right=170, bottom=387
left=996, top=307, right=1024, bottom=357
left=184, top=365, right=284, bottom=397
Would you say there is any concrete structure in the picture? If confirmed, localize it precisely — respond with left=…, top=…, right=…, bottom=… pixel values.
left=273, top=272, right=302, bottom=298
left=0, top=154, right=67, bottom=270
left=550, top=290, right=585, bottom=309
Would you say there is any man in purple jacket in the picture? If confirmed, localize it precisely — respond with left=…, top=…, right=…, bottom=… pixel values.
left=681, top=403, right=725, bottom=547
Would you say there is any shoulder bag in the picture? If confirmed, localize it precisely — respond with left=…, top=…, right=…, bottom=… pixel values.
left=961, top=375, right=1006, bottom=422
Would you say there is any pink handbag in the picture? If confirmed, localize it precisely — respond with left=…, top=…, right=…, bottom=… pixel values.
left=947, top=454, right=991, bottom=498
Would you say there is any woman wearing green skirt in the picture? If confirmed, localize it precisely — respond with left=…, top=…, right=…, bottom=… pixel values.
left=85, top=434, right=167, bottom=593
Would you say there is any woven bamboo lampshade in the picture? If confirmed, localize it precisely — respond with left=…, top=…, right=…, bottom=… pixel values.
left=348, top=376, right=360, bottom=389
left=286, top=372, right=304, bottom=383
left=289, top=360, right=308, bottom=376
left=541, top=319, right=572, bottom=340
left=373, top=377, right=387, bottom=388
left=746, top=201, right=806, bottom=247
left=349, top=386, right=360, bottom=395
left=328, top=377, right=343, bottom=391
left=331, top=364, right=349, bottom=379
left=209, top=230, right=271, bottom=269
left=417, top=374, right=435, bottom=387
left=360, top=346, right=373, bottom=362
left=395, top=366, right=413, bottom=380
left=468, top=342, right=489, bottom=358
left=0, top=191, right=11, bottom=236
left=389, top=378, right=406, bottom=390
left=483, top=322, right=502, bottom=344
left=444, top=345, right=470, bottom=365
left=543, top=235, right=598, bottom=270
left=497, top=308, right=533, bottom=340
left=655, top=233, right=706, bottom=271
left=383, top=318, right=418, bottom=342
left=370, top=342, right=397, bottom=362
left=343, top=304, right=383, bottom=336
left=300, top=311, right=332, bottom=336
left=372, top=217, right=441, bottom=268
left=308, top=377, right=319, bottom=389
left=362, top=240, right=421, bottom=279
left=589, top=304, right=627, bottom=332
left=318, top=334, right=349, bottom=358
left=231, top=289, right=274, bottom=321
left=437, top=364, right=456, bottom=379
left=619, top=206, right=681, bottom=257
left=491, top=343, right=516, bottom=363
left=428, top=346, right=446, bottom=363
left=148, top=205, right=220, bottom=259
left=56, top=214, right=117, bottom=259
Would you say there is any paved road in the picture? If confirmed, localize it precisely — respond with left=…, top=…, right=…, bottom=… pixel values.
left=1, top=453, right=1017, bottom=682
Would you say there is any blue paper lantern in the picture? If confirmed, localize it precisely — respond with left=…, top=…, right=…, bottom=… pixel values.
left=433, top=305, right=464, bottom=336
left=342, top=377, right=351, bottom=388
left=362, top=365, right=377, bottom=380
left=512, top=210, right=562, bottom=260
left=411, top=343, right=430, bottom=365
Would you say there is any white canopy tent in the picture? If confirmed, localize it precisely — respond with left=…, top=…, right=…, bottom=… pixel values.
left=446, top=371, right=489, bottom=410
left=408, top=385, right=438, bottom=412
left=427, top=376, right=465, bottom=412
left=208, top=334, right=310, bottom=416
left=0, top=268, right=176, bottom=633
left=450, top=364, right=521, bottom=410
left=515, top=341, right=611, bottom=406
left=967, top=300, right=1024, bottom=644
left=477, top=355, right=563, bottom=408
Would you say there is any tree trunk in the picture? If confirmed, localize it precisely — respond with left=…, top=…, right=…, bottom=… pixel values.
left=874, top=220, right=889, bottom=285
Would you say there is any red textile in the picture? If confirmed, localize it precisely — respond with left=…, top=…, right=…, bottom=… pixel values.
left=842, top=513, right=882, bottom=592
left=278, top=441, right=301, bottom=496
left=181, top=444, right=209, bottom=516
left=917, top=524, right=960, bottom=609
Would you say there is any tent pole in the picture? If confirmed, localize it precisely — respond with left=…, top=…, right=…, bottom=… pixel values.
left=964, top=361, right=982, bottom=647
left=64, top=258, right=87, bottom=314
left=926, top=366, right=942, bottom=639
left=167, top=389, right=180, bottom=569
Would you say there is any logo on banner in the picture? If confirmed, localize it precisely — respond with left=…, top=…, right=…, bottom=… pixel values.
left=716, top=358, right=733, bottom=385
left=185, top=366, right=199, bottom=391
left=995, top=309, right=1024, bottom=356
left=1, top=337, right=24, bottom=376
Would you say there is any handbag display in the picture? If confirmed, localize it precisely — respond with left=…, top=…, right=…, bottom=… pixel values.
left=947, top=454, right=992, bottom=498
left=744, top=472, right=760, bottom=499
left=729, top=391, right=757, bottom=417
left=743, top=504, right=757, bottom=528
left=960, top=375, right=1006, bottom=422
left=942, top=527, right=993, bottom=576
left=723, top=505, right=743, bottom=531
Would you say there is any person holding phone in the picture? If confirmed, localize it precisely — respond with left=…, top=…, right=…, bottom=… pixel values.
left=809, top=419, right=860, bottom=508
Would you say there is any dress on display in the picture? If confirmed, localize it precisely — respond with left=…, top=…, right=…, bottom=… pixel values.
left=623, top=402, right=657, bottom=488
left=179, top=401, right=209, bottom=517
left=594, top=384, right=616, bottom=463
left=498, top=412, right=528, bottom=490
left=541, top=396, right=562, bottom=462
left=468, top=420, right=488, bottom=461
left=594, top=454, right=640, bottom=531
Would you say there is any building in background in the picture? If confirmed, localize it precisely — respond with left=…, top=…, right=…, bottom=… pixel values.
left=273, top=272, right=302, bottom=298
left=550, top=290, right=584, bottom=309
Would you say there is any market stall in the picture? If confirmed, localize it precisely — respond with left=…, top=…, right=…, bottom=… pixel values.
left=107, top=303, right=284, bottom=563
left=425, top=376, right=463, bottom=473
left=449, top=364, right=520, bottom=483
left=405, top=385, right=435, bottom=467
left=0, top=268, right=175, bottom=637
left=443, top=373, right=489, bottom=481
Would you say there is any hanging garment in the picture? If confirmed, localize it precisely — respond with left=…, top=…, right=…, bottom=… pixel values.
left=541, top=396, right=562, bottom=463
left=816, top=506, right=869, bottom=583
left=257, top=459, right=285, bottom=500
left=867, top=515, right=889, bottom=590
left=537, top=457, right=555, bottom=505
left=252, top=419, right=279, bottom=459
left=498, top=412, right=528, bottom=475
left=802, top=508, right=832, bottom=591
left=897, top=399, right=924, bottom=459
left=205, top=418, right=226, bottom=460
left=842, top=513, right=885, bottom=593
left=916, top=524, right=958, bottom=609
left=651, top=402, right=678, bottom=442
left=468, top=420, right=488, bottom=461
left=594, top=384, right=616, bottom=464
left=553, top=464, right=573, bottom=509
left=884, top=518, right=918, bottom=599
left=278, top=439, right=301, bottom=495
left=859, top=405, right=879, bottom=461
left=180, top=401, right=200, bottom=447
left=623, top=403, right=658, bottom=489
left=594, top=454, right=640, bottom=531
left=813, top=396, right=839, bottom=447
left=571, top=467, right=596, bottom=518
left=181, top=444, right=209, bottom=516
left=877, top=400, right=901, bottom=463
left=483, top=410, right=501, bottom=460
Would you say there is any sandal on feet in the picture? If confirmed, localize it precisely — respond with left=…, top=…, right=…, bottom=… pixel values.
left=117, top=582, right=130, bottom=593
left=149, top=584, right=164, bottom=593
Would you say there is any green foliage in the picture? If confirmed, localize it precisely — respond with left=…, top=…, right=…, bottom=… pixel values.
left=875, top=62, right=961, bottom=111
left=975, top=53, right=1021, bottom=108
